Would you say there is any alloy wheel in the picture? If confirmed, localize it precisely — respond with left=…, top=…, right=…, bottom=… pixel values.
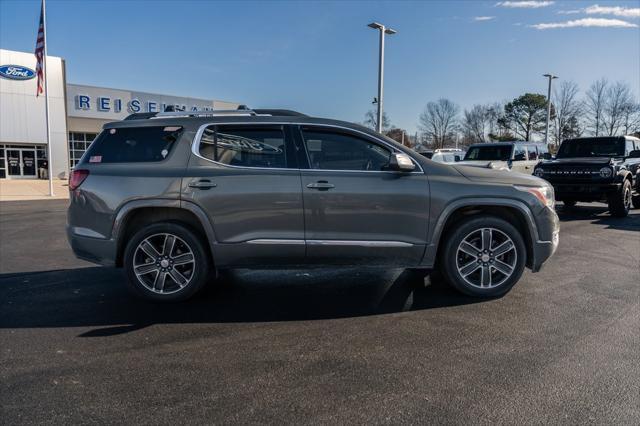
left=133, top=233, right=196, bottom=294
left=455, top=227, right=517, bottom=289
left=624, top=186, right=631, bottom=210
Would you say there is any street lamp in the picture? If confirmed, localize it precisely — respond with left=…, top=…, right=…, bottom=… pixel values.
left=368, top=22, right=396, bottom=133
left=543, top=73, right=558, bottom=147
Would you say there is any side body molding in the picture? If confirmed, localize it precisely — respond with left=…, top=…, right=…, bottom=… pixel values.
left=421, top=197, right=540, bottom=268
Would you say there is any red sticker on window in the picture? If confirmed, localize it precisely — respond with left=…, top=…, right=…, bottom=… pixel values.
left=89, top=156, right=102, bottom=163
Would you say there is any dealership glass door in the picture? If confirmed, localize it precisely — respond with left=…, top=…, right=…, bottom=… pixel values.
left=6, top=149, right=37, bottom=178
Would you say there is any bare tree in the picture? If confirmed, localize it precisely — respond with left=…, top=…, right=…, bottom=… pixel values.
left=462, top=104, right=491, bottom=143
left=486, top=103, right=504, bottom=138
left=603, top=81, right=634, bottom=136
left=552, top=81, right=582, bottom=144
left=621, top=102, right=640, bottom=135
left=418, top=98, right=460, bottom=149
left=585, top=78, right=608, bottom=136
left=364, top=110, right=390, bottom=132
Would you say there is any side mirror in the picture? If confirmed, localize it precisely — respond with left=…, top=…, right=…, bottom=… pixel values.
left=628, top=150, right=640, bottom=158
left=388, top=153, right=416, bottom=172
left=542, top=153, right=552, bottom=160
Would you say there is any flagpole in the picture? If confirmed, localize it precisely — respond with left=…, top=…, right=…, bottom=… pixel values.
left=42, top=0, right=54, bottom=196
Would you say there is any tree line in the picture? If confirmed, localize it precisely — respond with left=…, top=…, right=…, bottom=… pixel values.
left=365, top=79, right=640, bottom=150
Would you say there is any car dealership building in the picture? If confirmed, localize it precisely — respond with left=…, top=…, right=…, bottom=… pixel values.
left=0, top=49, right=239, bottom=179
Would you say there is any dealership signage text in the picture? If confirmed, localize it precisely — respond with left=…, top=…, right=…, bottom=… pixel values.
left=74, top=94, right=214, bottom=114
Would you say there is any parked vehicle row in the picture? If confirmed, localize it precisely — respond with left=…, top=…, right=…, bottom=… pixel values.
left=422, top=136, right=640, bottom=217
left=533, top=136, right=640, bottom=217
left=67, top=109, right=559, bottom=302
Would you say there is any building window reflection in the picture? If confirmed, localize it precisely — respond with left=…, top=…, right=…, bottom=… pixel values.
left=68, top=132, right=97, bottom=168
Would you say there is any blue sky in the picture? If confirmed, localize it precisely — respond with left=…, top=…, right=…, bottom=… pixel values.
left=1, top=0, right=639, bottom=133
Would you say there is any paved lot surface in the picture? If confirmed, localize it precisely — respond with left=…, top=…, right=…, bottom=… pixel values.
left=1, top=199, right=639, bottom=424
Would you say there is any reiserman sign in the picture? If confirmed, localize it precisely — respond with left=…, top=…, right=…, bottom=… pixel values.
left=65, top=83, right=228, bottom=121
left=0, top=65, right=36, bottom=80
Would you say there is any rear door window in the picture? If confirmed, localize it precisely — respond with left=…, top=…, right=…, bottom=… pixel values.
left=82, top=126, right=183, bottom=163
left=525, top=145, right=538, bottom=160
left=198, top=125, right=289, bottom=169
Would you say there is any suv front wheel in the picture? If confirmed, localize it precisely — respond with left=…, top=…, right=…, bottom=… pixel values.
left=608, top=179, right=632, bottom=217
left=440, top=215, right=527, bottom=298
left=123, top=222, right=211, bottom=302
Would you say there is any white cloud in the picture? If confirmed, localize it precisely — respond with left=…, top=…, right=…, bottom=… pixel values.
left=531, top=17, right=639, bottom=29
left=585, top=5, right=640, bottom=18
left=557, top=9, right=581, bottom=15
left=496, top=1, right=554, bottom=8
left=474, top=16, right=496, bottom=21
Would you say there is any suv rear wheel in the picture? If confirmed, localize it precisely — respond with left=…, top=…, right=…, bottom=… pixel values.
left=440, top=215, right=526, bottom=298
left=123, top=222, right=211, bottom=302
left=608, top=179, right=632, bottom=217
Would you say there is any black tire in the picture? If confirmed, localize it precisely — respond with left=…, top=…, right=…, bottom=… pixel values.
left=123, top=222, right=212, bottom=302
left=607, top=179, right=632, bottom=218
left=632, top=194, right=640, bottom=210
left=562, top=200, right=577, bottom=208
left=439, top=215, right=527, bottom=298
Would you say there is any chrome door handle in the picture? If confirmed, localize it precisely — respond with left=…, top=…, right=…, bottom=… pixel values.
left=306, top=182, right=335, bottom=190
left=188, top=180, right=217, bottom=189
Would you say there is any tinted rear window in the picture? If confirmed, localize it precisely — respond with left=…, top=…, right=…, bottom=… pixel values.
left=82, top=126, right=183, bottom=164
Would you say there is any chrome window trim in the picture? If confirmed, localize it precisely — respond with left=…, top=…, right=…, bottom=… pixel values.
left=191, top=122, right=424, bottom=174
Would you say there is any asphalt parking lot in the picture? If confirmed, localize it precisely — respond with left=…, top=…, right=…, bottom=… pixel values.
left=1, top=199, right=638, bottom=424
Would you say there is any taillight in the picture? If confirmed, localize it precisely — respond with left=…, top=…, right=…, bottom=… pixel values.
left=69, top=169, right=89, bottom=191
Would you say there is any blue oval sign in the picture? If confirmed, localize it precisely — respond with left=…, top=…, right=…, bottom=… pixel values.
left=0, top=65, right=36, bottom=80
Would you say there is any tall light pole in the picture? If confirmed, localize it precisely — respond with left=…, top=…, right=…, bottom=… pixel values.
left=543, top=73, right=558, bottom=147
left=368, top=22, right=396, bottom=133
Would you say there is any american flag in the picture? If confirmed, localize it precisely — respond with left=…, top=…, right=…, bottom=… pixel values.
left=34, top=0, right=45, bottom=97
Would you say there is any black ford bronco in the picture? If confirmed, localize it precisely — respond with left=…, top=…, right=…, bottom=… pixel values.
left=534, top=136, right=640, bottom=217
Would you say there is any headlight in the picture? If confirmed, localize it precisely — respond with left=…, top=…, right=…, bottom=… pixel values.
left=599, top=167, right=612, bottom=178
left=515, top=185, right=555, bottom=209
left=534, top=168, right=545, bottom=178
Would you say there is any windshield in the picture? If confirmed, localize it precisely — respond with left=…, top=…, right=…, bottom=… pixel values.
left=557, top=138, right=624, bottom=158
left=464, top=145, right=512, bottom=161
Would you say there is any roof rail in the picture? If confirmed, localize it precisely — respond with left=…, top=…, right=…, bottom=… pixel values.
left=151, top=109, right=258, bottom=118
left=253, top=109, right=307, bottom=117
left=123, top=107, right=307, bottom=121
left=123, top=112, right=159, bottom=120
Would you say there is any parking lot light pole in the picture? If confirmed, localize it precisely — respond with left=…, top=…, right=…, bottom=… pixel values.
left=543, top=74, right=558, bottom=147
left=368, top=22, right=396, bottom=133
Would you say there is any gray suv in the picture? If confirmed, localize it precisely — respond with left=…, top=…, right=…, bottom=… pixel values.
left=67, top=109, right=559, bottom=302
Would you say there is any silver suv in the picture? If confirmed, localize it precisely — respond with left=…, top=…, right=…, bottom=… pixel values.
left=67, top=109, right=559, bottom=302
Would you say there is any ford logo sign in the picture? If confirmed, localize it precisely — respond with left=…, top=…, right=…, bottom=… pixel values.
left=0, top=65, right=36, bottom=80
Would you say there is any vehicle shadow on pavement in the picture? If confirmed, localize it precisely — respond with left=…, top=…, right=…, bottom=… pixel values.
left=556, top=204, right=640, bottom=232
left=0, top=267, right=485, bottom=336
